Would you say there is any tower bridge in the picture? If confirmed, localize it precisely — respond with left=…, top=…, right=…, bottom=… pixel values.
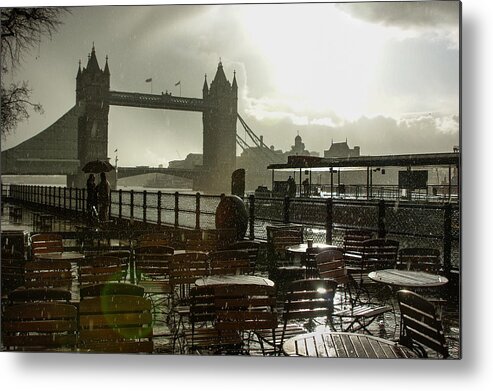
left=1, top=45, right=238, bottom=193
left=108, top=91, right=211, bottom=112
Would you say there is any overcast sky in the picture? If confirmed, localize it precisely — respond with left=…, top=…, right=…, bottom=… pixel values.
left=1, top=1, right=460, bottom=167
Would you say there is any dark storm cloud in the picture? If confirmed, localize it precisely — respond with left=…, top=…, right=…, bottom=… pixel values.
left=338, top=1, right=459, bottom=28
left=1, top=3, right=459, bottom=164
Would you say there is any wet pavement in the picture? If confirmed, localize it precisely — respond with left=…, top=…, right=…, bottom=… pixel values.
left=1, top=202, right=460, bottom=358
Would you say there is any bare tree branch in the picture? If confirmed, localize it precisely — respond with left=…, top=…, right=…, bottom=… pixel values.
left=1, top=7, right=68, bottom=137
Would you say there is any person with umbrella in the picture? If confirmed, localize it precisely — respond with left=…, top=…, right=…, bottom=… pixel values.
left=82, top=159, right=114, bottom=222
left=97, top=172, right=111, bottom=222
left=86, top=174, right=98, bottom=221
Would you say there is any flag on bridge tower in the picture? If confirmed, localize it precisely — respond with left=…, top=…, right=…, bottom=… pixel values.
left=175, top=81, right=181, bottom=86
left=145, top=78, right=152, bottom=83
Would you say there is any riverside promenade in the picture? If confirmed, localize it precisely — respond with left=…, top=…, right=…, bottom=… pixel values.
left=2, top=184, right=460, bottom=357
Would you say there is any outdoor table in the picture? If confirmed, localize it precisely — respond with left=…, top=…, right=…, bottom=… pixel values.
left=286, top=243, right=339, bottom=277
left=368, top=269, right=448, bottom=289
left=195, top=275, right=275, bottom=287
left=286, top=243, right=338, bottom=255
left=35, top=251, right=86, bottom=262
left=35, top=251, right=86, bottom=278
left=282, top=330, right=416, bottom=358
left=174, top=249, right=208, bottom=255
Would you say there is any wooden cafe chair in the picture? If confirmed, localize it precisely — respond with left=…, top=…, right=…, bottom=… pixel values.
left=397, top=290, right=449, bottom=358
left=256, top=278, right=338, bottom=355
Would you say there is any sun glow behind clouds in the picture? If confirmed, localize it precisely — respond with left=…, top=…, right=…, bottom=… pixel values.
left=238, top=4, right=399, bottom=121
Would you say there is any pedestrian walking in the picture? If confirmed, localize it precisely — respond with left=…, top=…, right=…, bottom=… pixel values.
left=97, top=172, right=111, bottom=221
left=86, top=174, right=98, bottom=221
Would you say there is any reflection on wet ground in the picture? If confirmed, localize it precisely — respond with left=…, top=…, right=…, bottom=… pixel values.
left=1, top=203, right=460, bottom=358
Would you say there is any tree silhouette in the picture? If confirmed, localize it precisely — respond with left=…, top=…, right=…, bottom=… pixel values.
left=1, top=8, right=69, bottom=138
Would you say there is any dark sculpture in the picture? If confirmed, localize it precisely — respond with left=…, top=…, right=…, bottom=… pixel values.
left=215, top=195, right=248, bottom=241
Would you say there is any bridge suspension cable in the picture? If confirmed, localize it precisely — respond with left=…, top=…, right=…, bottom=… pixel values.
left=236, top=133, right=251, bottom=152
left=236, top=114, right=280, bottom=163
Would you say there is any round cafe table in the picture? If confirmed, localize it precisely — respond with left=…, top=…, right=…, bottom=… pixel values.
left=35, top=251, right=85, bottom=262
left=195, top=275, right=275, bottom=287
left=283, top=330, right=417, bottom=358
left=286, top=243, right=339, bottom=255
left=368, top=269, right=448, bottom=289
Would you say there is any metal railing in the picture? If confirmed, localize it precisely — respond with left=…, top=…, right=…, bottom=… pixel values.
left=285, top=183, right=459, bottom=203
left=2, top=184, right=460, bottom=272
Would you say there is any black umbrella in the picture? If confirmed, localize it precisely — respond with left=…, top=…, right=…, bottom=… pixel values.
left=82, top=159, right=115, bottom=174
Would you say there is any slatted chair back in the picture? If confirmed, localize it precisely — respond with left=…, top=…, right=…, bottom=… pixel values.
left=343, top=229, right=373, bottom=254
left=397, top=290, right=449, bottom=358
left=170, top=252, right=209, bottom=300
left=185, top=238, right=220, bottom=252
left=1, top=250, right=25, bottom=296
left=208, top=250, right=251, bottom=276
left=78, top=255, right=128, bottom=285
left=79, top=282, right=144, bottom=299
left=399, top=248, right=442, bottom=273
left=24, top=260, right=72, bottom=289
left=303, top=246, right=339, bottom=278
left=214, top=284, right=278, bottom=348
left=186, top=285, right=218, bottom=350
left=360, top=239, right=400, bottom=270
left=137, top=232, right=174, bottom=247
left=189, top=285, right=217, bottom=325
left=267, top=226, right=303, bottom=260
left=2, top=302, right=78, bottom=351
left=78, top=295, right=153, bottom=353
left=31, top=233, right=64, bottom=257
left=100, top=250, right=131, bottom=280
left=133, top=245, right=174, bottom=283
left=225, top=241, right=261, bottom=274
left=8, top=287, right=72, bottom=304
left=282, top=278, right=338, bottom=326
left=315, top=249, right=350, bottom=285
left=254, top=278, right=337, bottom=355
left=203, top=229, right=237, bottom=248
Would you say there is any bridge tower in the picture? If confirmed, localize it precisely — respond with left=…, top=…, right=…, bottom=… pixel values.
left=199, top=62, right=238, bottom=193
left=67, top=44, right=112, bottom=188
